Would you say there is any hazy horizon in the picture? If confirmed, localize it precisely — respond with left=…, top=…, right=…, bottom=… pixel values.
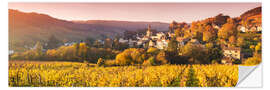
left=8, top=3, right=261, bottom=23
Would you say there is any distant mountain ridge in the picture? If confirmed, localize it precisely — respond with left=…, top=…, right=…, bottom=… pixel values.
left=9, top=9, right=169, bottom=51
left=73, top=20, right=170, bottom=31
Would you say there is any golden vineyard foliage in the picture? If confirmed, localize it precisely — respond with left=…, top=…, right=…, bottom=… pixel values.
left=9, top=61, right=238, bottom=87
left=192, top=64, right=238, bottom=87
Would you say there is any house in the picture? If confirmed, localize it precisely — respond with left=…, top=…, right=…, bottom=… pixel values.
left=212, top=24, right=220, bottom=29
left=9, top=50, right=14, bottom=55
left=156, top=40, right=164, bottom=49
left=223, top=47, right=241, bottom=60
left=221, top=47, right=242, bottom=64
left=156, top=39, right=169, bottom=49
left=64, top=42, right=76, bottom=46
left=137, top=40, right=144, bottom=46
left=141, top=36, right=150, bottom=41
left=221, top=57, right=233, bottom=65
left=128, top=39, right=137, bottom=47
left=119, top=38, right=128, bottom=43
left=149, top=40, right=155, bottom=47
left=134, top=24, right=176, bottom=49
left=239, top=26, right=248, bottom=32
left=250, top=26, right=257, bottom=32
left=136, top=34, right=142, bottom=40
left=239, top=25, right=262, bottom=33
left=257, top=26, right=262, bottom=32
left=97, top=40, right=105, bottom=45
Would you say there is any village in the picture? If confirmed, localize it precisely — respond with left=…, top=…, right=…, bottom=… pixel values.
left=73, top=23, right=261, bottom=64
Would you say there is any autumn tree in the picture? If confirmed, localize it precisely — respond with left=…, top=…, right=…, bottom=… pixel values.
left=203, top=25, right=216, bottom=42
left=169, top=21, right=178, bottom=33
left=237, top=37, right=245, bottom=47
left=167, top=37, right=178, bottom=53
left=203, top=31, right=211, bottom=42
left=115, top=51, right=132, bottom=65
left=255, top=42, right=261, bottom=53
left=46, top=49, right=57, bottom=60
left=190, top=22, right=203, bottom=41
left=184, top=29, right=192, bottom=38
left=229, top=36, right=237, bottom=46
left=85, top=37, right=95, bottom=46
left=72, top=43, right=79, bottom=60
left=147, top=56, right=156, bottom=65
left=33, top=42, right=44, bottom=59
left=115, top=48, right=145, bottom=65
left=78, top=43, right=88, bottom=62
left=243, top=53, right=261, bottom=66
left=175, top=28, right=185, bottom=37
left=59, top=46, right=76, bottom=60
left=147, top=47, right=160, bottom=55
left=156, top=50, right=168, bottom=65
left=10, top=53, right=22, bottom=60
left=179, top=43, right=209, bottom=64
left=14, top=41, right=45, bottom=60
left=205, top=44, right=223, bottom=63
left=11, top=41, right=119, bottom=63
left=218, top=18, right=237, bottom=41
left=46, top=35, right=62, bottom=49
left=250, top=45, right=255, bottom=52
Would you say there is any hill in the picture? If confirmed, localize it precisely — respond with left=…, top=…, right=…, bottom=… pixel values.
left=240, top=6, right=261, bottom=19
left=240, top=6, right=262, bottom=27
left=9, top=9, right=169, bottom=51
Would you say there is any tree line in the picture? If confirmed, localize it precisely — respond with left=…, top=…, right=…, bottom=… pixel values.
left=10, top=42, right=120, bottom=63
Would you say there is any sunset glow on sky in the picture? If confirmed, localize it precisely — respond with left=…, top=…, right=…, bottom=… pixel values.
left=8, top=3, right=261, bottom=23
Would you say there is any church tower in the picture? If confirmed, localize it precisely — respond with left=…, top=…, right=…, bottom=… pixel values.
left=146, top=25, right=152, bottom=37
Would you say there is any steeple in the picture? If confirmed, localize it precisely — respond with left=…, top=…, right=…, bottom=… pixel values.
left=147, top=25, right=151, bottom=32
left=146, top=25, right=152, bottom=37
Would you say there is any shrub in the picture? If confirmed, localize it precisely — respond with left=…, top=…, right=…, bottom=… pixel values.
left=104, top=60, right=117, bottom=66
left=148, top=56, right=156, bottom=66
left=147, top=47, right=160, bottom=55
left=156, top=51, right=168, bottom=65
left=115, top=48, right=145, bottom=65
left=10, top=53, right=22, bottom=60
left=232, top=59, right=241, bottom=64
left=243, top=56, right=261, bottom=66
left=142, top=60, right=151, bottom=66
left=97, top=58, right=105, bottom=67
left=211, top=60, right=218, bottom=64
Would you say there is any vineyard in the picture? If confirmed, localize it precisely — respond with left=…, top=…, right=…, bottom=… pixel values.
left=9, top=61, right=238, bottom=87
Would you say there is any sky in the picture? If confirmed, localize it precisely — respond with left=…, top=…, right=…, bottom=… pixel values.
left=8, top=3, right=261, bottom=23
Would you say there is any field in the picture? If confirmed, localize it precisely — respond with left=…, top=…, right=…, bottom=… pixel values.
left=9, top=61, right=238, bottom=87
